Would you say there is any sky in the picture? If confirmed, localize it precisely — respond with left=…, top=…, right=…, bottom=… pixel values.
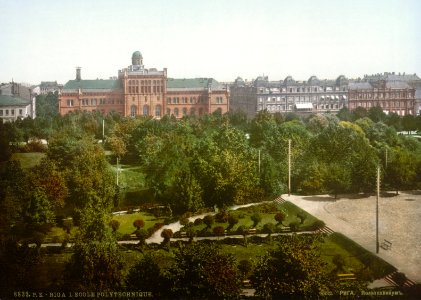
left=1, top=0, right=420, bottom=85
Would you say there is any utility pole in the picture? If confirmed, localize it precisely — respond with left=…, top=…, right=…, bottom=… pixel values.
left=288, top=139, right=291, bottom=196
left=376, top=166, right=380, bottom=254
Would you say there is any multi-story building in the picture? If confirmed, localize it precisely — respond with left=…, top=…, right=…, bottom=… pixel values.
left=230, top=75, right=348, bottom=118
left=59, top=51, right=229, bottom=118
left=39, top=81, right=63, bottom=95
left=0, top=82, right=36, bottom=122
left=166, top=78, right=229, bottom=118
left=229, top=77, right=257, bottom=118
left=348, top=80, right=416, bottom=116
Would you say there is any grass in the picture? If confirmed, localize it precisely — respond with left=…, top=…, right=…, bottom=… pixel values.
left=324, top=232, right=396, bottom=279
left=111, top=211, right=166, bottom=235
left=10, top=152, right=46, bottom=168
left=189, top=201, right=319, bottom=235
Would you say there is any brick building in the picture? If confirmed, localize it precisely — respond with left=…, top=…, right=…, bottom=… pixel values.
left=348, top=80, right=416, bottom=116
left=59, top=51, right=229, bottom=118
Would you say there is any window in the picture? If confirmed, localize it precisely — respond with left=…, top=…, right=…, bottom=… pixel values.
left=67, top=100, right=74, bottom=107
left=143, top=104, right=149, bottom=116
left=190, top=107, right=196, bottom=115
left=0, top=110, right=2, bottom=116
left=166, top=108, right=171, bottom=115
left=183, top=107, right=187, bottom=116
left=167, top=97, right=171, bottom=104
left=174, top=108, right=179, bottom=117
left=11, top=109, right=15, bottom=116
left=155, top=105, right=161, bottom=117
left=130, top=105, right=137, bottom=117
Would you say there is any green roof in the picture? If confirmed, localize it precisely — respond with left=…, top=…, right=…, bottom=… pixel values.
left=63, top=79, right=121, bottom=90
left=0, top=95, right=30, bottom=106
left=167, top=78, right=219, bottom=89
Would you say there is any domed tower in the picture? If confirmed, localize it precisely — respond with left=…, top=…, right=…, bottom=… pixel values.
left=132, top=51, right=143, bottom=66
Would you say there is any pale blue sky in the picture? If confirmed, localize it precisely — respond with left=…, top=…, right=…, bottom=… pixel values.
left=1, top=0, right=420, bottom=84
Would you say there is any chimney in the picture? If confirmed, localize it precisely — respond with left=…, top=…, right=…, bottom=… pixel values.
left=76, top=67, right=81, bottom=81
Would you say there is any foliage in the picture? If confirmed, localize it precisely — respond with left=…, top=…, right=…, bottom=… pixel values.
left=251, top=235, right=336, bottom=298
left=125, top=254, right=163, bottom=294
left=63, top=199, right=123, bottom=291
left=165, top=243, right=242, bottom=298
left=133, top=219, right=145, bottom=230
left=274, top=212, right=286, bottom=225
left=250, top=212, right=262, bottom=228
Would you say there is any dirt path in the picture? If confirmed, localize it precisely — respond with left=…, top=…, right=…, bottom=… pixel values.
left=282, top=192, right=421, bottom=283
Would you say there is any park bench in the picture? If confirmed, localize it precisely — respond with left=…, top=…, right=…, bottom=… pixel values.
left=247, top=228, right=256, bottom=234
left=381, top=239, right=392, bottom=250
left=337, top=273, right=356, bottom=281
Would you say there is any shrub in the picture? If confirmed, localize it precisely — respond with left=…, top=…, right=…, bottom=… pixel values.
left=215, top=211, right=228, bottom=223
left=238, top=260, right=253, bottom=278
left=203, top=215, right=214, bottom=229
left=180, top=217, right=189, bottom=226
left=227, top=214, right=239, bottom=230
left=109, top=219, right=120, bottom=232
left=133, top=219, right=145, bottom=230
left=296, top=211, right=307, bottom=224
left=289, top=221, right=300, bottom=232
left=332, top=254, right=345, bottom=271
left=251, top=212, right=262, bottom=228
left=194, top=218, right=203, bottom=226
left=213, top=226, right=225, bottom=236
left=309, top=219, right=325, bottom=231
left=274, top=212, right=286, bottom=225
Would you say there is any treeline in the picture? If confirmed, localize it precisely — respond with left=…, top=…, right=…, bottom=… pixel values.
left=1, top=106, right=421, bottom=214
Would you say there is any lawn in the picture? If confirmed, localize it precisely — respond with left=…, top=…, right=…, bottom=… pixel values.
left=111, top=211, right=167, bottom=236
left=10, top=152, right=46, bottom=168
left=187, top=201, right=321, bottom=236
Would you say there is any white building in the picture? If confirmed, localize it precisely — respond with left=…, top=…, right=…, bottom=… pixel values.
left=0, top=95, right=36, bottom=122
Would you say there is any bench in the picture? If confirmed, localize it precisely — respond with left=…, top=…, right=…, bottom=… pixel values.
left=337, top=273, right=356, bottom=281
left=380, top=239, right=392, bottom=250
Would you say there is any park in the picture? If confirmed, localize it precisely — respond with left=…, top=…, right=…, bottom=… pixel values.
left=1, top=105, right=421, bottom=298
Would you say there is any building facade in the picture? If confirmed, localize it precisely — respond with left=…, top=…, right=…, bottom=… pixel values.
left=230, top=75, right=348, bottom=118
left=0, top=82, right=36, bottom=122
left=348, top=80, right=416, bottom=116
left=59, top=51, right=229, bottom=118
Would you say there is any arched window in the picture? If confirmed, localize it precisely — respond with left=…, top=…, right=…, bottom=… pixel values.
left=182, top=107, right=187, bottom=116
left=143, top=104, right=149, bottom=116
left=174, top=108, right=179, bottom=117
left=130, top=105, right=137, bottom=117
left=155, top=105, right=161, bottom=117
left=166, top=108, right=171, bottom=115
left=190, top=107, right=196, bottom=115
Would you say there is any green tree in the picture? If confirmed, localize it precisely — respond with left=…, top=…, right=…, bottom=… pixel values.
left=368, top=106, right=387, bottom=123
left=64, top=199, right=123, bottom=291
left=227, top=214, right=239, bottom=231
left=251, top=235, right=336, bottom=298
left=165, top=243, right=242, bottom=298
left=126, top=254, right=163, bottom=295
left=385, top=147, right=418, bottom=194
left=109, top=219, right=120, bottom=232
left=251, top=212, right=262, bottom=228
left=324, top=163, right=352, bottom=198
left=203, top=215, right=214, bottom=230
left=133, top=219, right=145, bottom=230
left=275, top=212, right=286, bottom=226
left=263, top=222, right=276, bottom=243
